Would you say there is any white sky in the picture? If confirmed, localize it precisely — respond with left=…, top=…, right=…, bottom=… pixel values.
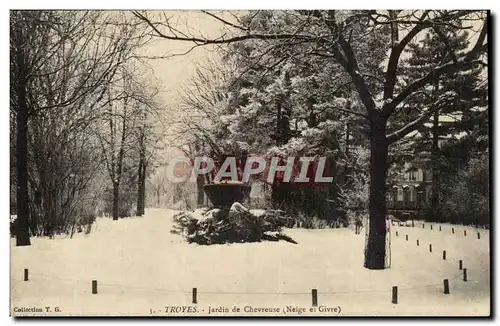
left=139, top=11, right=234, bottom=102
left=136, top=11, right=237, bottom=159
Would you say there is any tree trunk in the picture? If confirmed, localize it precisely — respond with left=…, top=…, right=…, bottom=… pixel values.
left=430, top=109, right=440, bottom=220
left=13, top=19, right=31, bottom=246
left=136, top=154, right=145, bottom=216
left=15, top=78, right=31, bottom=246
left=197, top=174, right=205, bottom=207
left=272, top=94, right=292, bottom=207
left=112, top=182, right=119, bottom=220
left=364, top=114, right=389, bottom=270
left=140, top=163, right=146, bottom=215
left=136, top=160, right=143, bottom=216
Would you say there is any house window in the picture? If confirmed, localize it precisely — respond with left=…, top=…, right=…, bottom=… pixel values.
left=408, top=170, right=422, bottom=181
left=397, top=188, right=403, bottom=201
left=417, top=169, right=423, bottom=182
left=403, top=187, right=411, bottom=202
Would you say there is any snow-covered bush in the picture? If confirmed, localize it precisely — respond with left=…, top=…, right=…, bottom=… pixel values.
left=338, top=146, right=370, bottom=225
left=172, top=203, right=297, bottom=245
left=425, top=151, right=489, bottom=227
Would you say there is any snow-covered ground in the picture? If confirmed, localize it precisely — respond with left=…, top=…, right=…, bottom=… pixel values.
left=10, top=209, right=490, bottom=316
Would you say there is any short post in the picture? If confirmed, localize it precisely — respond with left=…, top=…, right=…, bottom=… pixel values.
left=417, top=239, right=419, bottom=246
left=423, top=224, right=425, bottom=229
left=439, top=226, right=442, bottom=231
left=443, top=279, right=450, bottom=294
left=429, top=244, right=432, bottom=252
left=430, top=225, right=433, bottom=230
left=459, top=260, right=463, bottom=270
left=312, top=289, right=318, bottom=307
left=477, top=232, right=481, bottom=239
left=92, top=280, right=97, bottom=294
left=24, top=268, right=28, bottom=281
left=192, top=288, right=198, bottom=304
left=464, top=230, right=467, bottom=236
left=392, top=286, right=398, bottom=304
left=463, top=268, right=468, bottom=282
left=396, top=231, right=398, bottom=236
left=443, top=250, right=446, bottom=260
left=406, top=235, right=408, bottom=241
left=452, top=228, right=455, bottom=234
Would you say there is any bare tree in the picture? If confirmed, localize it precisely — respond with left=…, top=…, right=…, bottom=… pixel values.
left=96, top=63, right=164, bottom=220
left=10, top=11, right=152, bottom=243
left=132, top=79, right=165, bottom=216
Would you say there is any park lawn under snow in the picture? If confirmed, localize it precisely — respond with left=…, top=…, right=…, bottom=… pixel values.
left=11, top=208, right=490, bottom=317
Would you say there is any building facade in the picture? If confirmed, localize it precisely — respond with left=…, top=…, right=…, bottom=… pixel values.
left=387, top=165, right=432, bottom=213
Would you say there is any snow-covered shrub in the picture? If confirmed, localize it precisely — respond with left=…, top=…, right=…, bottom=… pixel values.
left=294, top=212, right=344, bottom=229
left=425, top=151, right=489, bottom=226
left=338, top=146, right=370, bottom=225
left=172, top=203, right=297, bottom=245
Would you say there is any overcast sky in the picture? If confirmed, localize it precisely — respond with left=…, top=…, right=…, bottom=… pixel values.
left=140, top=11, right=236, bottom=101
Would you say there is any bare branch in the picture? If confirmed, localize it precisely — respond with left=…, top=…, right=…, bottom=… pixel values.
left=201, top=11, right=249, bottom=32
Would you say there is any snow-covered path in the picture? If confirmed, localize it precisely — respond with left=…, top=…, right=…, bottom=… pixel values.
left=11, top=209, right=490, bottom=316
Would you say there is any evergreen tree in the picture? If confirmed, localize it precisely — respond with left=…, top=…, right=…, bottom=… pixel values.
left=401, top=28, right=488, bottom=222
